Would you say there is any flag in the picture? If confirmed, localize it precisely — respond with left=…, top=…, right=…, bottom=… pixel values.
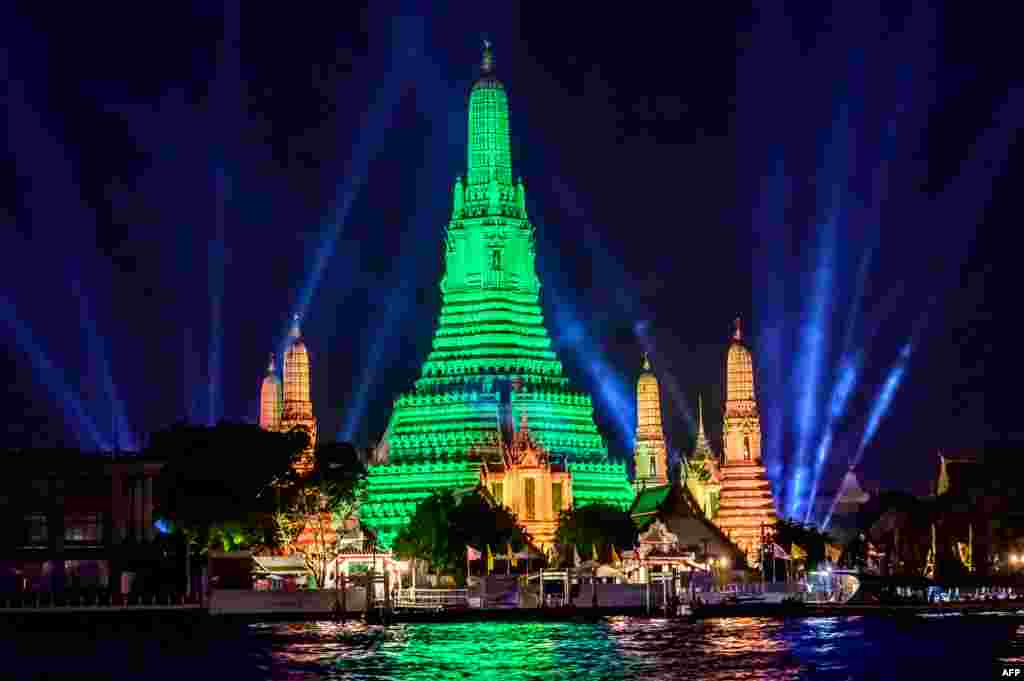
left=508, top=543, right=517, bottom=567
left=573, top=545, right=582, bottom=567
left=791, top=544, right=807, bottom=561
left=772, top=544, right=791, bottom=560
left=467, top=545, right=482, bottom=561
left=486, top=545, right=495, bottom=573
left=611, top=546, right=621, bottom=565
left=592, top=544, right=599, bottom=562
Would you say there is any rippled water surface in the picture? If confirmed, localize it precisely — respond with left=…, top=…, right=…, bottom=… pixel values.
left=8, top=615, right=1024, bottom=679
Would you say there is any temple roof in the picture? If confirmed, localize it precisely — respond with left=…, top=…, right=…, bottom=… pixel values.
left=631, top=484, right=672, bottom=518
left=629, top=481, right=747, bottom=564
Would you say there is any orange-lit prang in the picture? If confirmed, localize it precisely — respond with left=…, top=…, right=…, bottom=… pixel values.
left=633, top=353, right=669, bottom=491
left=258, top=315, right=317, bottom=475
left=259, top=353, right=281, bottom=431
left=714, top=317, right=778, bottom=565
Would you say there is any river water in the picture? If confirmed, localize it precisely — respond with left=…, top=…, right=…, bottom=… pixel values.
left=8, top=614, right=1024, bottom=679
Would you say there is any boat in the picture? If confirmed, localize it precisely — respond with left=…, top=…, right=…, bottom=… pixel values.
left=690, top=595, right=806, bottom=619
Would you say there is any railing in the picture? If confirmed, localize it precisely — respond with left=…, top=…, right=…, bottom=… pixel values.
left=395, top=588, right=469, bottom=609
left=0, top=591, right=203, bottom=610
left=336, top=540, right=379, bottom=555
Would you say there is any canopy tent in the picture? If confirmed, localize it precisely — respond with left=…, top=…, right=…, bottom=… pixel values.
left=252, top=555, right=308, bottom=577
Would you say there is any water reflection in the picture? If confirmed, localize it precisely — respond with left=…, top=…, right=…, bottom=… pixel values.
left=7, top=615, right=1024, bottom=679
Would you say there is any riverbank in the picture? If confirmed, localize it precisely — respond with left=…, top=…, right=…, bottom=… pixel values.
left=4, top=599, right=1024, bottom=628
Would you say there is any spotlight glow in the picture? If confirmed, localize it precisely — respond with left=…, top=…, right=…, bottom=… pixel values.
left=547, top=284, right=633, bottom=451
left=804, top=352, right=861, bottom=524
left=207, top=166, right=226, bottom=426
left=822, top=341, right=915, bottom=530
left=790, top=212, right=836, bottom=518
left=1, top=296, right=108, bottom=450
left=286, top=29, right=417, bottom=342
left=72, top=280, right=136, bottom=450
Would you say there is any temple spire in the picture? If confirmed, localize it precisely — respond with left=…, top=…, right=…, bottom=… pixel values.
left=468, top=40, right=512, bottom=187
left=642, top=352, right=651, bottom=371
left=733, top=316, right=742, bottom=342
left=481, top=39, right=494, bottom=74
left=290, top=313, right=302, bottom=339
left=266, top=352, right=276, bottom=374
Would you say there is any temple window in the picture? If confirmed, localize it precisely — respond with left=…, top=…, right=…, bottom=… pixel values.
left=524, top=478, right=536, bottom=520
left=649, top=455, right=657, bottom=477
left=743, top=436, right=751, bottom=461
left=491, top=249, right=502, bottom=271
left=552, top=482, right=563, bottom=514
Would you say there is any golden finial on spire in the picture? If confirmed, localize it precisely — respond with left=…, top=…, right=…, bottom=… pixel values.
left=698, top=394, right=704, bottom=432
left=481, top=39, right=494, bottom=74
left=267, top=352, right=276, bottom=373
left=733, top=316, right=742, bottom=341
left=290, top=313, right=302, bottom=339
left=642, top=352, right=651, bottom=371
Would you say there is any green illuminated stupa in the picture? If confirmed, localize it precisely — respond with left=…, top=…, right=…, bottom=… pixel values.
left=361, top=43, right=632, bottom=546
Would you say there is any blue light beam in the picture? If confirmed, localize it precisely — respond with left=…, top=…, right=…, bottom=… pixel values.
left=1, top=296, right=109, bottom=450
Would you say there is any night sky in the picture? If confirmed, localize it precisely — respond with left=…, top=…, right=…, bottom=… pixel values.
left=2, top=2, right=1017, bottom=518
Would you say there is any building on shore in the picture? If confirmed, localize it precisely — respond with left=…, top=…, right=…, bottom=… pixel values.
left=259, top=315, right=317, bottom=474
left=629, top=481, right=747, bottom=579
left=633, top=354, right=669, bottom=492
left=360, top=43, right=633, bottom=548
left=714, top=318, right=777, bottom=565
left=0, top=450, right=167, bottom=594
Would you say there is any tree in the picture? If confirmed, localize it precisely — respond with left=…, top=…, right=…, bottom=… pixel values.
left=273, top=441, right=366, bottom=589
left=555, top=503, right=637, bottom=563
left=152, top=422, right=309, bottom=552
left=150, top=422, right=309, bottom=595
left=392, top=489, right=526, bottom=584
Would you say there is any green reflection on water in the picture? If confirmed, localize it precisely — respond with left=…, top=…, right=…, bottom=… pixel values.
left=331, top=620, right=627, bottom=681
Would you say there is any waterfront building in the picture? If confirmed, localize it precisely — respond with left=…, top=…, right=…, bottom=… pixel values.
left=684, top=395, right=722, bottom=522
left=0, top=450, right=166, bottom=594
left=629, top=481, right=746, bottom=579
left=258, top=315, right=317, bottom=474
left=633, top=354, right=669, bottom=492
left=360, top=43, right=633, bottom=547
left=714, top=318, right=778, bottom=565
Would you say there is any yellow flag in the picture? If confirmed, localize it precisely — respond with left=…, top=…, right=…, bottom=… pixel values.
left=592, top=544, right=599, bottom=562
left=792, top=544, right=808, bottom=561
left=611, top=546, right=620, bottom=564
left=508, top=543, right=517, bottom=567
left=486, top=545, right=494, bottom=573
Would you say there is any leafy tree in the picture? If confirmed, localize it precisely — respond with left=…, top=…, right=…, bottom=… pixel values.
left=392, top=489, right=526, bottom=584
left=273, top=441, right=366, bottom=589
left=555, top=503, right=637, bottom=563
left=152, top=422, right=309, bottom=554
